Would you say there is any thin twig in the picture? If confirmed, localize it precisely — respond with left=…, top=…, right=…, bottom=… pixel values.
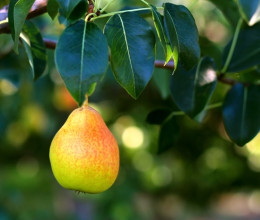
left=43, top=38, right=56, bottom=49
left=27, top=5, right=47, bottom=19
left=0, top=2, right=48, bottom=34
left=217, top=73, right=236, bottom=86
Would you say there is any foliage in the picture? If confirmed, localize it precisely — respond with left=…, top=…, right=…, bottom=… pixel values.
left=2, top=0, right=260, bottom=147
left=1, top=0, right=260, bottom=218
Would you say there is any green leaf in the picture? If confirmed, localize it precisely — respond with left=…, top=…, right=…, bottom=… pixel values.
left=47, top=0, right=59, bottom=20
left=149, top=4, right=172, bottom=64
left=146, top=108, right=173, bottom=125
left=238, top=0, right=260, bottom=26
left=170, top=57, right=217, bottom=118
left=0, top=47, right=32, bottom=87
left=164, top=3, right=200, bottom=72
left=223, top=23, right=260, bottom=73
left=158, top=115, right=180, bottom=154
left=57, top=0, right=87, bottom=20
left=207, top=0, right=240, bottom=28
left=21, top=21, right=47, bottom=80
left=222, top=83, right=260, bottom=146
left=0, top=0, right=9, bottom=10
left=55, top=20, right=108, bottom=105
left=104, top=13, right=155, bottom=99
left=200, top=36, right=222, bottom=70
left=8, top=0, right=35, bottom=53
left=153, top=69, right=171, bottom=99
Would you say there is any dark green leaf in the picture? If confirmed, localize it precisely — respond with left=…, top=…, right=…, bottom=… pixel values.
left=164, top=3, right=200, bottom=71
left=57, top=0, right=87, bottom=20
left=207, top=0, right=240, bottom=28
left=55, top=20, right=108, bottom=105
left=223, top=83, right=260, bottom=146
left=0, top=48, right=32, bottom=87
left=104, top=13, right=155, bottom=99
left=223, top=23, right=260, bottom=72
left=0, top=0, right=9, bottom=9
left=170, top=57, right=217, bottom=117
left=21, top=21, right=47, bottom=80
left=199, top=36, right=222, bottom=70
left=238, top=0, right=260, bottom=26
left=158, top=115, right=180, bottom=154
left=47, top=0, right=59, bottom=20
left=0, top=34, right=13, bottom=56
left=149, top=4, right=172, bottom=64
left=8, top=0, right=35, bottom=53
left=153, top=68, right=171, bottom=99
left=146, top=108, right=173, bottom=125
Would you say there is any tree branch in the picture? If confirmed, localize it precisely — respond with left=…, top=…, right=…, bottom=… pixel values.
left=0, top=0, right=48, bottom=34
left=36, top=38, right=239, bottom=86
left=43, top=38, right=57, bottom=49
left=0, top=0, right=238, bottom=87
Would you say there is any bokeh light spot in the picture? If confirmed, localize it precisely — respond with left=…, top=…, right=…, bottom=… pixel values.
left=122, top=126, right=144, bottom=149
left=0, top=79, right=18, bottom=95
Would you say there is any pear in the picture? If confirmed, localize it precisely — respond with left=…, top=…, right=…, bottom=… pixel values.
left=49, top=101, right=119, bottom=194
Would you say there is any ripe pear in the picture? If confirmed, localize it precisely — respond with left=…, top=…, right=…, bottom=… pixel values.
left=49, top=102, right=119, bottom=194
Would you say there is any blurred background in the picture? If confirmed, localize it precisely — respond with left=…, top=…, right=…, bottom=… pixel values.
left=1, top=0, right=260, bottom=219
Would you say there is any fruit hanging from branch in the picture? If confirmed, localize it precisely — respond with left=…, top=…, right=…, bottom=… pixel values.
left=49, top=97, right=119, bottom=194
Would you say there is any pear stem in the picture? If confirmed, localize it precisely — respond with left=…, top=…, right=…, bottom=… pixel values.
left=83, top=95, right=89, bottom=107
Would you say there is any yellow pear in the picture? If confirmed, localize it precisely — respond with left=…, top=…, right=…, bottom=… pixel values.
left=49, top=100, right=119, bottom=194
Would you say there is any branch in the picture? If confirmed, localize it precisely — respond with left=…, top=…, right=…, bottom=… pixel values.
left=0, top=0, right=238, bottom=87
left=217, top=73, right=236, bottom=86
left=28, top=38, right=239, bottom=86
left=154, top=60, right=174, bottom=69
left=44, top=38, right=56, bottom=50
left=0, top=0, right=47, bottom=34
left=42, top=38, right=238, bottom=86
left=27, top=5, right=47, bottom=19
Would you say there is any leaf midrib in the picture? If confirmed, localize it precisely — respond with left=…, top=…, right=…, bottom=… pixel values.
left=240, top=86, right=248, bottom=142
left=118, top=14, right=136, bottom=95
left=192, top=58, right=203, bottom=112
left=79, top=21, right=87, bottom=103
left=151, top=6, right=166, bottom=50
left=165, top=9, right=180, bottom=69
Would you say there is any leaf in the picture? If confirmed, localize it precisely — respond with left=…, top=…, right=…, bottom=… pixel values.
left=158, top=115, right=180, bottom=154
left=21, top=21, right=47, bottom=80
left=149, top=4, right=172, bottom=64
left=222, top=83, right=260, bottom=146
left=57, top=0, right=87, bottom=20
left=238, top=0, right=260, bottom=26
left=8, top=0, right=35, bottom=53
left=170, top=57, right=217, bottom=118
left=164, top=3, right=200, bottom=72
left=104, top=13, right=155, bottom=99
left=153, top=68, right=171, bottom=99
left=223, top=23, right=260, bottom=73
left=55, top=20, right=108, bottom=105
left=207, top=0, right=240, bottom=28
left=0, top=0, right=9, bottom=10
left=199, top=36, right=222, bottom=69
left=0, top=48, right=32, bottom=87
left=146, top=108, right=173, bottom=125
left=47, top=0, right=59, bottom=20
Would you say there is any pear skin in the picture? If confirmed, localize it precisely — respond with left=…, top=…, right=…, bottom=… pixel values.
left=49, top=105, right=119, bottom=194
